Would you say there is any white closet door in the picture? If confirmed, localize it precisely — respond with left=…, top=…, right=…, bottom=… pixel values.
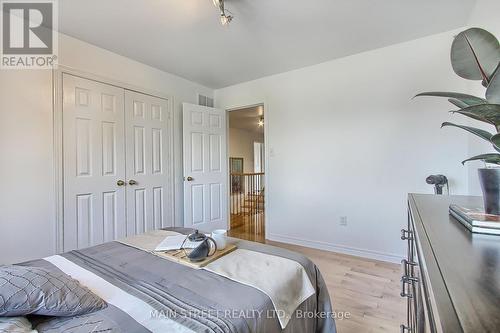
left=125, top=91, right=173, bottom=236
left=63, top=74, right=126, bottom=251
left=182, top=103, right=227, bottom=232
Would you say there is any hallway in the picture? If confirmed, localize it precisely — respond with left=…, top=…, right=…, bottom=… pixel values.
left=228, top=105, right=266, bottom=244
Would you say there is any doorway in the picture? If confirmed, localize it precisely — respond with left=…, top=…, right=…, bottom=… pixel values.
left=227, top=105, right=266, bottom=243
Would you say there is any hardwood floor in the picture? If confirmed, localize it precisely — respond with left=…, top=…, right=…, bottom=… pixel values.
left=228, top=212, right=265, bottom=243
left=271, top=241, right=405, bottom=333
left=229, top=224, right=405, bottom=332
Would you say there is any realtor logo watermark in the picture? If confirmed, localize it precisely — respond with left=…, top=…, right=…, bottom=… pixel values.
left=1, top=0, right=57, bottom=69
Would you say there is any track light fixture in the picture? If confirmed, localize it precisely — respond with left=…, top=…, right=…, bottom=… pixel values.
left=258, top=117, right=264, bottom=127
left=212, top=0, right=233, bottom=26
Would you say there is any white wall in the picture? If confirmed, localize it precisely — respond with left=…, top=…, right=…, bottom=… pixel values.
left=229, top=127, right=264, bottom=173
left=468, top=0, right=500, bottom=33
left=216, top=30, right=471, bottom=261
left=0, top=70, right=54, bottom=264
left=466, top=0, right=500, bottom=195
left=0, top=33, right=213, bottom=264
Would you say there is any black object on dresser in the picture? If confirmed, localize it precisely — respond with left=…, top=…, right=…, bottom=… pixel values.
left=402, top=194, right=500, bottom=333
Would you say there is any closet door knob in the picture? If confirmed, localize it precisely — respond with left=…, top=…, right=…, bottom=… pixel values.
left=117, top=180, right=125, bottom=186
left=128, top=180, right=138, bottom=186
left=186, top=176, right=194, bottom=181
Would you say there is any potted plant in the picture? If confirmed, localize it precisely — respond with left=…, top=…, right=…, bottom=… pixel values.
left=417, top=28, right=500, bottom=214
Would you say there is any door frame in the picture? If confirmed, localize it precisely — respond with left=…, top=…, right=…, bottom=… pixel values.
left=225, top=103, right=269, bottom=239
left=52, top=65, right=175, bottom=253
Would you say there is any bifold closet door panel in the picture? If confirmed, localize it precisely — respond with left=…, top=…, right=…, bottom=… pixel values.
left=63, top=74, right=127, bottom=251
left=125, top=90, right=173, bottom=236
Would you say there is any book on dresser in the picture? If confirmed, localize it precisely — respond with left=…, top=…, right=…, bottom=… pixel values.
left=449, top=204, right=500, bottom=235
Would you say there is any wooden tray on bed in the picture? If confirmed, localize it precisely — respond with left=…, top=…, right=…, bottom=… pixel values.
left=155, top=243, right=237, bottom=269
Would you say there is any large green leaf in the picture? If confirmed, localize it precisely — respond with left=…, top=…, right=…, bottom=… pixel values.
left=448, top=98, right=469, bottom=109
left=415, top=92, right=487, bottom=106
left=450, top=104, right=500, bottom=127
left=462, top=153, right=500, bottom=165
left=441, top=122, right=493, bottom=142
left=451, top=28, right=500, bottom=83
left=492, top=133, right=500, bottom=150
left=486, top=65, right=500, bottom=103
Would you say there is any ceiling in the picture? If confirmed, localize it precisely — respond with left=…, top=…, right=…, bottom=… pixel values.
left=58, top=0, right=476, bottom=89
left=229, top=106, right=264, bottom=134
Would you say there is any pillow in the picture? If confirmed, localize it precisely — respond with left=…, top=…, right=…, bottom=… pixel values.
left=36, top=312, right=119, bottom=333
left=0, top=265, right=107, bottom=317
left=0, top=317, right=37, bottom=333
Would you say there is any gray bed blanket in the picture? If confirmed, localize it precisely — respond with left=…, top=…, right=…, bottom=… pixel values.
left=21, top=228, right=336, bottom=333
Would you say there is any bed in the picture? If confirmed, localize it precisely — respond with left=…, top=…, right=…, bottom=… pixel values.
left=12, top=228, right=336, bottom=333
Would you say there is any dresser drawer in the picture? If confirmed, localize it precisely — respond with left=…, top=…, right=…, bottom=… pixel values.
left=406, top=194, right=469, bottom=333
left=401, top=204, right=436, bottom=333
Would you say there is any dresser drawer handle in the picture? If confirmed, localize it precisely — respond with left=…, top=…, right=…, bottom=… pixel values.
left=400, top=324, right=411, bottom=332
left=401, top=229, right=413, bottom=240
left=400, top=277, right=416, bottom=298
left=401, top=259, right=418, bottom=276
left=401, top=259, right=417, bottom=267
left=402, top=276, right=419, bottom=283
left=400, top=291, right=413, bottom=298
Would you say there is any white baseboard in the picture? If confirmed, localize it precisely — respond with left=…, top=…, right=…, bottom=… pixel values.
left=267, top=233, right=403, bottom=264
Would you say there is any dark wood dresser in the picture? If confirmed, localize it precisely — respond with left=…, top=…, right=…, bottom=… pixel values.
left=403, top=194, right=500, bottom=333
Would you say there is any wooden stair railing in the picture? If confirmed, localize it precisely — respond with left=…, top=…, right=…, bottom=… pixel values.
left=230, top=172, right=264, bottom=228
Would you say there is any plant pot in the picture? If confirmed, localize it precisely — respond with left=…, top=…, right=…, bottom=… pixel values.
left=478, top=168, right=500, bottom=215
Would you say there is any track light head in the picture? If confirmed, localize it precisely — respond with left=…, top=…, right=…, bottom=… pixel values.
left=220, top=14, right=233, bottom=26
left=211, top=0, right=233, bottom=26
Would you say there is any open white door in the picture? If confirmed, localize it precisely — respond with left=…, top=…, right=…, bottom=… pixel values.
left=183, top=103, right=227, bottom=232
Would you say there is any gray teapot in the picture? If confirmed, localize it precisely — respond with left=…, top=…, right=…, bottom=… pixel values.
left=186, top=230, right=217, bottom=262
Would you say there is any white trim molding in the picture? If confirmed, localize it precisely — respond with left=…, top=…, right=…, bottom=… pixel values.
left=52, top=68, right=64, bottom=253
left=268, top=233, right=403, bottom=264
left=224, top=101, right=270, bottom=240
